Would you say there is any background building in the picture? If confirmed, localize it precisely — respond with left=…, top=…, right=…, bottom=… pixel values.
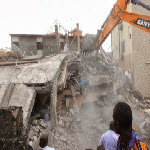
left=10, top=26, right=83, bottom=56
left=112, top=0, right=150, bottom=98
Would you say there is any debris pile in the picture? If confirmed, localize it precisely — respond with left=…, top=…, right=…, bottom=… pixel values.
left=49, top=53, right=150, bottom=149
left=0, top=107, right=25, bottom=150
left=79, top=54, right=110, bottom=86
left=0, top=51, right=150, bottom=149
left=28, top=119, right=49, bottom=147
left=51, top=102, right=108, bottom=150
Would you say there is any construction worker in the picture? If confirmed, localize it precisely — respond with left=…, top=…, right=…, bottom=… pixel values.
left=113, top=102, right=149, bottom=150
left=97, top=121, right=118, bottom=150
left=39, top=134, right=55, bottom=150
left=80, top=77, right=87, bottom=95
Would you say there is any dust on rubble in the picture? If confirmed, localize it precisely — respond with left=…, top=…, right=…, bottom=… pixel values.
left=50, top=53, right=150, bottom=150
left=52, top=102, right=108, bottom=150
left=26, top=53, right=150, bottom=149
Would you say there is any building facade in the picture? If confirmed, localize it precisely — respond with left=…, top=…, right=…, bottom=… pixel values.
left=112, top=0, right=150, bottom=98
left=10, top=33, right=83, bottom=56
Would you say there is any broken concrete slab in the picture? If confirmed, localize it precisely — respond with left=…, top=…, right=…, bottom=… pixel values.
left=58, top=61, right=68, bottom=91
left=0, top=84, right=15, bottom=108
left=0, top=67, right=20, bottom=85
left=0, top=84, right=9, bottom=107
left=9, top=84, right=36, bottom=129
left=1, top=84, right=15, bottom=108
left=18, top=54, right=68, bottom=84
left=87, top=74, right=110, bottom=86
left=0, top=54, right=68, bottom=85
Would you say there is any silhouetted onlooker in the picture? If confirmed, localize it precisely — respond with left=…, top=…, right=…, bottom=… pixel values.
left=113, top=102, right=149, bottom=150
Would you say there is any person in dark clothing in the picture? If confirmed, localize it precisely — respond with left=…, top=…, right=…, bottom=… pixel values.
left=113, top=102, right=149, bottom=150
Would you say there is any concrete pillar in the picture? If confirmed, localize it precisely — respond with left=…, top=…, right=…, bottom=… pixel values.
left=65, top=32, right=69, bottom=51
left=55, top=25, right=59, bottom=54
left=77, top=23, right=80, bottom=53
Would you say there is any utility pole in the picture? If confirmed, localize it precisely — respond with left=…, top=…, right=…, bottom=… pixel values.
left=76, top=23, right=80, bottom=54
left=67, top=31, right=69, bottom=49
left=65, top=31, right=69, bottom=51
left=55, top=24, right=59, bottom=54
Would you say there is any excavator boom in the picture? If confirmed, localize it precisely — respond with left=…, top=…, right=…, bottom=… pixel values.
left=96, top=0, right=150, bottom=49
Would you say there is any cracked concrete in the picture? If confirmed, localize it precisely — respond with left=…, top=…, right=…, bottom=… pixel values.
left=9, top=84, right=36, bottom=129
left=0, top=54, right=67, bottom=84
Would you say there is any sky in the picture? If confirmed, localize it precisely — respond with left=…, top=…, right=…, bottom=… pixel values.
left=0, top=0, right=116, bottom=51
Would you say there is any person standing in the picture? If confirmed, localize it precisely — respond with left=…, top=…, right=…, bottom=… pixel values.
left=39, top=134, right=55, bottom=150
left=97, top=121, right=118, bottom=150
left=113, top=102, right=149, bottom=150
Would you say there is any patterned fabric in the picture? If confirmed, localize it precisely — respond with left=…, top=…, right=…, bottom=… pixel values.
left=117, top=126, right=149, bottom=150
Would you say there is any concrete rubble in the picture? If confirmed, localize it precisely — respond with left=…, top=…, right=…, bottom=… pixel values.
left=0, top=54, right=70, bottom=149
left=50, top=103, right=108, bottom=150
left=0, top=107, right=24, bottom=150
left=0, top=51, right=150, bottom=149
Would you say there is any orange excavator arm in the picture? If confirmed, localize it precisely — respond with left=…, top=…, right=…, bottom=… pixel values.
left=96, top=0, right=150, bottom=49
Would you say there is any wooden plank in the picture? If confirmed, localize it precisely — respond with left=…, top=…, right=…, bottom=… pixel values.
left=0, top=60, right=38, bottom=66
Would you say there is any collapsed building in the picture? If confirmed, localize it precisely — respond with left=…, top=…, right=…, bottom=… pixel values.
left=9, top=26, right=83, bottom=57
left=0, top=54, right=70, bottom=149
left=0, top=46, right=109, bottom=146
left=0, top=46, right=115, bottom=149
left=0, top=49, right=150, bottom=149
left=0, top=20, right=150, bottom=149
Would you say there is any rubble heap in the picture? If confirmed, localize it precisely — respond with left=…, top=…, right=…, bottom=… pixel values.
left=49, top=53, right=150, bottom=150
left=79, top=54, right=110, bottom=86
left=0, top=51, right=150, bottom=149
left=0, top=107, right=25, bottom=150
left=51, top=102, right=108, bottom=150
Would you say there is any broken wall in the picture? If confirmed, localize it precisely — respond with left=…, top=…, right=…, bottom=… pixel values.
left=132, top=0, right=150, bottom=98
left=9, top=84, right=36, bottom=129
left=112, top=1, right=150, bottom=98
left=11, top=36, right=62, bottom=56
left=0, top=107, right=25, bottom=150
left=43, top=37, right=58, bottom=55
left=112, top=3, right=133, bottom=72
left=13, top=36, right=37, bottom=56
left=11, top=35, right=84, bottom=57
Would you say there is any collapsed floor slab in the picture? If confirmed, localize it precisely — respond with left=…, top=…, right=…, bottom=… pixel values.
left=0, top=54, right=71, bottom=149
left=0, top=54, right=68, bottom=84
left=9, top=84, right=36, bottom=129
